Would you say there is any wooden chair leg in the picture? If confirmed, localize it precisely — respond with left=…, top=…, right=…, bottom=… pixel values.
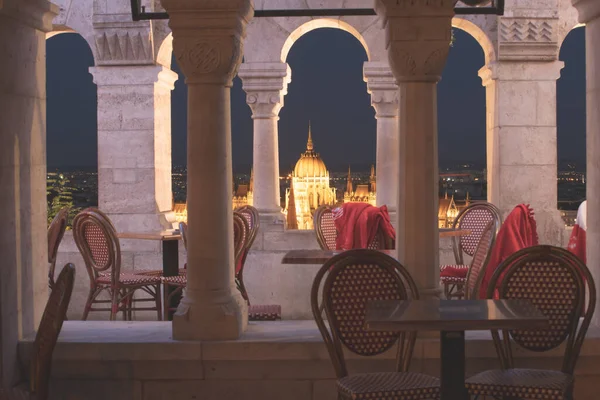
left=155, top=284, right=162, bottom=321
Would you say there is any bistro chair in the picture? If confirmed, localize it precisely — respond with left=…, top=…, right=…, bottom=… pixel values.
left=234, top=205, right=260, bottom=302
left=162, top=212, right=248, bottom=319
left=235, top=205, right=282, bottom=321
left=0, top=264, right=75, bottom=400
left=440, top=201, right=502, bottom=299
left=465, top=245, right=596, bottom=400
left=463, top=220, right=497, bottom=300
left=311, top=249, right=440, bottom=400
left=313, top=204, right=394, bottom=251
left=314, top=205, right=337, bottom=250
left=73, top=210, right=162, bottom=321
left=47, top=207, right=69, bottom=290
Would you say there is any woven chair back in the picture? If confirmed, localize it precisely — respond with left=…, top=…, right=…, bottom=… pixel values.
left=47, top=207, right=69, bottom=289
left=488, top=245, right=595, bottom=374
left=31, top=263, right=75, bottom=400
left=235, top=205, right=260, bottom=250
left=233, top=212, right=249, bottom=266
left=314, top=205, right=337, bottom=250
left=453, top=202, right=502, bottom=264
left=311, top=249, right=419, bottom=378
left=465, top=220, right=497, bottom=299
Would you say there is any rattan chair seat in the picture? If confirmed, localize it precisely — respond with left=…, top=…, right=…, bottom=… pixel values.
left=337, top=371, right=440, bottom=400
left=134, top=268, right=187, bottom=277
left=163, top=275, right=187, bottom=285
left=96, top=272, right=161, bottom=286
left=439, top=265, right=468, bottom=284
left=465, top=368, right=573, bottom=400
left=248, top=304, right=281, bottom=321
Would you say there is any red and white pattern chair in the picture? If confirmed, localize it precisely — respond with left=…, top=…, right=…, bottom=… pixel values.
left=440, top=202, right=502, bottom=299
left=73, top=210, right=162, bottom=321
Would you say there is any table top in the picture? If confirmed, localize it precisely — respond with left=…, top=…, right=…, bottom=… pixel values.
left=365, top=299, right=549, bottom=332
left=117, top=231, right=182, bottom=241
left=281, top=228, right=470, bottom=265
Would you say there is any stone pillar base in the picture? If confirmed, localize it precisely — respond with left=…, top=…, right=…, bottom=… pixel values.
left=258, top=211, right=285, bottom=229
left=172, top=289, right=248, bottom=341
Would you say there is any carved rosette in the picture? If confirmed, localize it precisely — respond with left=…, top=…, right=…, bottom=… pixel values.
left=163, top=0, right=252, bottom=86
left=376, top=0, right=456, bottom=82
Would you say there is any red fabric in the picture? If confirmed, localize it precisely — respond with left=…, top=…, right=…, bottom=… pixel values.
left=235, top=249, right=248, bottom=275
left=567, top=201, right=586, bottom=263
left=479, top=204, right=538, bottom=299
left=334, top=203, right=395, bottom=250
left=440, top=265, right=468, bottom=279
left=568, top=225, right=586, bottom=264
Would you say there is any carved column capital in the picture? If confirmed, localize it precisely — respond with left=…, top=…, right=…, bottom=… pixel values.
left=363, top=61, right=399, bottom=118
left=571, top=0, right=600, bottom=23
left=0, top=0, right=58, bottom=32
left=162, top=0, right=253, bottom=86
left=238, top=62, right=291, bottom=119
left=376, top=0, right=456, bottom=83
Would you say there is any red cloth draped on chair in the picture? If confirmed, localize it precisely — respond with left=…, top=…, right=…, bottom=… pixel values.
left=479, top=204, right=538, bottom=299
left=333, top=203, right=395, bottom=250
left=567, top=200, right=586, bottom=263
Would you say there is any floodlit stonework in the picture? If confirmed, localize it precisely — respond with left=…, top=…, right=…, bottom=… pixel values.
left=2, top=0, right=600, bottom=398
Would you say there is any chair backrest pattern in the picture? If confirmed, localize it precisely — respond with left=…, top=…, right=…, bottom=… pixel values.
left=235, top=205, right=260, bottom=250
left=47, top=207, right=69, bottom=288
left=30, top=263, right=75, bottom=400
left=233, top=212, right=249, bottom=265
left=465, top=221, right=496, bottom=299
left=488, top=246, right=595, bottom=374
left=73, top=211, right=120, bottom=282
left=312, top=250, right=419, bottom=378
left=314, top=205, right=337, bottom=250
left=453, top=202, right=502, bottom=264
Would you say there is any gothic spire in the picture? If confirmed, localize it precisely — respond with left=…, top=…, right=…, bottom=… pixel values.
left=306, top=121, right=314, bottom=151
left=346, top=165, right=353, bottom=195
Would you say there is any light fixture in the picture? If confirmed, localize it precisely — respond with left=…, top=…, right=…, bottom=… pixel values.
left=130, top=0, right=504, bottom=21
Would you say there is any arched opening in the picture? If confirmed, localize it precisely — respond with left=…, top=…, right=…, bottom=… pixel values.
left=557, top=26, right=586, bottom=224
left=437, top=27, right=487, bottom=227
left=163, top=35, right=251, bottom=214
left=46, top=32, right=97, bottom=225
left=279, top=27, right=372, bottom=229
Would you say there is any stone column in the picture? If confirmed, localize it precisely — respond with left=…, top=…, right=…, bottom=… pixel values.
left=0, top=0, right=57, bottom=386
left=162, top=0, right=252, bottom=340
left=479, top=14, right=564, bottom=245
left=90, top=65, right=178, bottom=233
left=376, top=0, right=455, bottom=299
left=363, top=61, right=399, bottom=215
left=238, top=62, right=291, bottom=220
left=571, top=0, right=600, bottom=324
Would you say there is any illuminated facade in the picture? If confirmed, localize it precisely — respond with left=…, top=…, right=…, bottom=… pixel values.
left=438, top=192, right=471, bottom=228
left=343, top=165, right=377, bottom=206
left=284, top=124, right=336, bottom=230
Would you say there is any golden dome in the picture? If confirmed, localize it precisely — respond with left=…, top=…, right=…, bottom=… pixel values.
left=293, top=124, right=329, bottom=178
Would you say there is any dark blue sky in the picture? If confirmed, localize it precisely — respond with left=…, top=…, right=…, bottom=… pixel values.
left=46, top=26, right=586, bottom=172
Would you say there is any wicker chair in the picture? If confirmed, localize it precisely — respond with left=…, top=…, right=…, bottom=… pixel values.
left=465, top=245, right=596, bottom=400
left=311, top=249, right=440, bottom=400
left=47, top=207, right=69, bottom=290
left=313, top=204, right=393, bottom=251
left=235, top=205, right=282, bottom=321
left=440, top=201, right=502, bottom=299
left=162, top=212, right=248, bottom=319
left=73, top=210, right=162, bottom=321
left=0, top=264, right=75, bottom=400
left=463, top=220, right=497, bottom=300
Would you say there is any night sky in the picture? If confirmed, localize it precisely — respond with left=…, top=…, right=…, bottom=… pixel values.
left=46, top=26, right=586, bottom=172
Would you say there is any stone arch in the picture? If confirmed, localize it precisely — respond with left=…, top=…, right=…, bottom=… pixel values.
left=451, top=16, right=496, bottom=64
left=280, top=18, right=370, bottom=62
left=48, top=0, right=96, bottom=59
left=156, top=32, right=173, bottom=68
left=558, top=0, right=584, bottom=46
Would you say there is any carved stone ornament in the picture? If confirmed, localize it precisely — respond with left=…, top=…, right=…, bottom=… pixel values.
left=376, top=0, right=455, bottom=82
left=238, top=62, right=291, bottom=118
left=498, top=17, right=559, bottom=61
left=173, top=36, right=244, bottom=85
